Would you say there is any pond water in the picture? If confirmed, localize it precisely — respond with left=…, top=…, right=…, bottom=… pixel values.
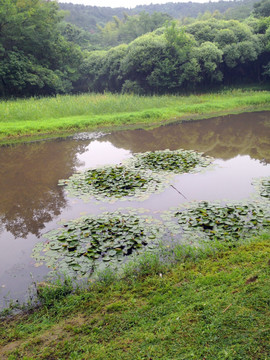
left=0, top=111, right=270, bottom=308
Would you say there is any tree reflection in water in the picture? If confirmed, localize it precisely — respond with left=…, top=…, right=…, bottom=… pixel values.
left=0, top=139, right=88, bottom=238
left=102, top=111, right=270, bottom=164
left=0, top=111, right=270, bottom=239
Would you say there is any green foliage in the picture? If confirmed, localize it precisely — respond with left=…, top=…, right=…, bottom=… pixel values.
left=193, top=41, right=223, bottom=83
left=172, top=201, right=270, bottom=242
left=58, top=149, right=212, bottom=202
left=32, top=211, right=163, bottom=277
left=36, top=277, right=73, bottom=308
left=121, top=80, right=144, bottom=95
left=132, top=149, right=212, bottom=173
left=1, top=90, right=270, bottom=143
left=96, top=11, right=172, bottom=48
left=59, top=0, right=260, bottom=32
left=2, top=234, right=270, bottom=359
left=78, top=45, right=127, bottom=93
left=0, top=0, right=82, bottom=97
left=1, top=0, right=270, bottom=97
left=76, top=17, right=268, bottom=95
left=253, top=0, right=270, bottom=17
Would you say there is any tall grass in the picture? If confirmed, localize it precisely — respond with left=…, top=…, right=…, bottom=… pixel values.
left=1, top=89, right=270, bottom=143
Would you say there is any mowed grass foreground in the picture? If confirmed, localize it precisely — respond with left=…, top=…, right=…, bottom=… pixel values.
left=0, top=233, right=270, bottom=359
left=1, top=89, right=270, bottom=143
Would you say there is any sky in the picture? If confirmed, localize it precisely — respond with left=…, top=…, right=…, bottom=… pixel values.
left=61, top=0, right=212, bottom=9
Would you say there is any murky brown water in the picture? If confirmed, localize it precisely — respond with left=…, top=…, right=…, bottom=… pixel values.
left=0, top=111, right=270, bottom=308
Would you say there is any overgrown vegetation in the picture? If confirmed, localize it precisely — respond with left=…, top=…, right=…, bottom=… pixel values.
left=1, top=90, right=270, bottom=144
left=1, top=232, right=270, bottom=359
left=1, top=0, right=270, bottom=97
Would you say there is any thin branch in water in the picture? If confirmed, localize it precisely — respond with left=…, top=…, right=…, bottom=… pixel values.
left=170, top=184, right=187, bottom=200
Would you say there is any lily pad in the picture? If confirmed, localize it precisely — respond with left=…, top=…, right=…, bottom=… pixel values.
left=131, top=149, right=213, bottom=174
left=58, top=149, right=213, bottom=202
left=59, top=164, right=164, bottom=202
left=165, top=201, right=270, bottom=243
left=253, top=177, right=270, bottom=200
left=32, top=211, right=164, bottom=278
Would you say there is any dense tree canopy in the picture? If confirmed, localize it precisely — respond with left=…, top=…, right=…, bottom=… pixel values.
left=0, top=0, right=82, bottom=97
left=95, top=11, right=172, bottom=48
left=253, top=0, right=270, bottom=17
left=0, top=0, right=270, bottom=97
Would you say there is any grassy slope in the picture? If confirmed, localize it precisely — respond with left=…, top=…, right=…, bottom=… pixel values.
left=0, top=233, right=269, bottom=360
left=1, top=90, right=270, bottom=144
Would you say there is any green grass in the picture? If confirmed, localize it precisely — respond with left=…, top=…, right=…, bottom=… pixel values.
left=1, top=232, right=269, bottom=359
left=1, top=89, right=270, bottom=144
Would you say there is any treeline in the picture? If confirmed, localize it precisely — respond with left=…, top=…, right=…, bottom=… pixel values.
left=60, top=0, right=260, bottom=32
left=77, top=18, right=270, bottom=94
left=0, top=0, right=270, bottom=97
left=93, top=12, right=172, bottom=49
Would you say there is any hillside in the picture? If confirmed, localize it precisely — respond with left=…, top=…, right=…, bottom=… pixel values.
left=59, top=0, right=260, bottom=32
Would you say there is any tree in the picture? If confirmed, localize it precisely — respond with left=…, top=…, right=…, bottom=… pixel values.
left=120, top=33, right=168, bottom=93
left=193, top=42, right=223, bottom=84
left=253, top=0, right=270, bottom=18
left=0, top=0, right=82, bottom=97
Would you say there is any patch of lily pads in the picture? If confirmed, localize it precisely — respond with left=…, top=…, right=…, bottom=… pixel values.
left=252, top=177, right=270, bottom=200
left=32, top=211, right=164, bottom=278
left=59, top=149, right=213, bottom=202
left=163, top=201, right=270, bottom=243
left=59, top=164, right=164, bottom=202
left=131, top=149, right=213, bottom=174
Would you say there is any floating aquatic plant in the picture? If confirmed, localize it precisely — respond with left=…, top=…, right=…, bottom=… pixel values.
left=132, top=149, right=213, bottom=174
left=260, top=179, right=270, bottom=198
left=59, top=149, right=213, bottom=202
left=255, top=177, right=270, bottom=199
left=32, top=211, right=164, bottom=277
left=163, top=201, right=270, bottom=243
left=59, top=165, right=164, bottom=202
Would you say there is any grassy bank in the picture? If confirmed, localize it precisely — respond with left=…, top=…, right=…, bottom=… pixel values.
left=1, top=89, right=270, bottom=144
left=1, top=232, right=270, bottom=359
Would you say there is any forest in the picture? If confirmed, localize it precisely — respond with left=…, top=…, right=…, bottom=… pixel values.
left=0, top=0, right=270, bottom=97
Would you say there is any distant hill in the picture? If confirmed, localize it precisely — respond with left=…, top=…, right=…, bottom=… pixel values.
left=59, top=0, right=260, bottom=32
left=59, top=3, right=126, bottom=32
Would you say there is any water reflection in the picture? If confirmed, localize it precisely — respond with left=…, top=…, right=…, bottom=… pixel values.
left=102, top=112, right=270, bottom=163
left=0, top=139, right=88, bottom=238
left=0, top=112, right=269, bottom=307
left=0, top=112, right=269, bottom=239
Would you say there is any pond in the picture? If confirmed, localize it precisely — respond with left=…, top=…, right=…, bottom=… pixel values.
left=0, top=111, right=270, bottom=308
